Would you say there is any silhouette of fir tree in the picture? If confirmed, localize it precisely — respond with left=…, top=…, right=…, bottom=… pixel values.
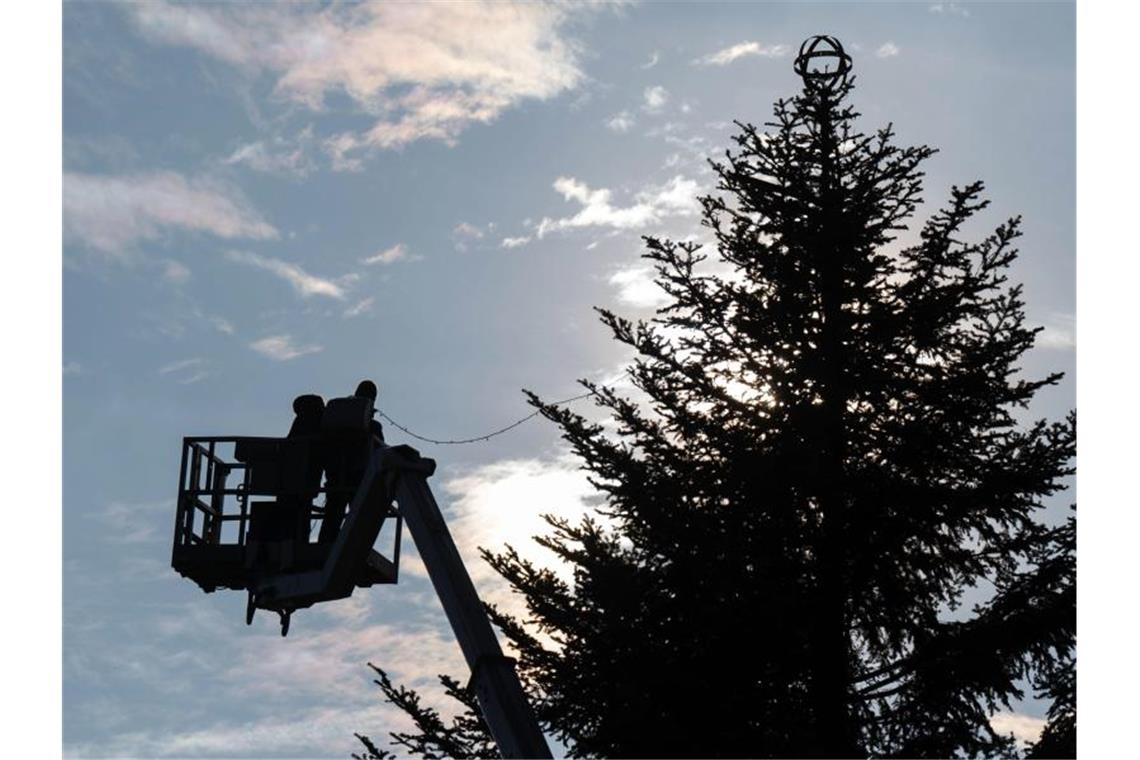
left=357, top=50, right=1075, bottom=760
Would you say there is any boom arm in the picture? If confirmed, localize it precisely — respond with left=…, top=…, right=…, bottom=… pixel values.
left=240, top=442, right=551, bottom=757
left=380, top=446, right=552, bottom=759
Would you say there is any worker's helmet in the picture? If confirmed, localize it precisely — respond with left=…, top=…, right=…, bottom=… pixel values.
left=354, top=380, right=378, bottom=401
left=292, top=393, right=324, bottom=416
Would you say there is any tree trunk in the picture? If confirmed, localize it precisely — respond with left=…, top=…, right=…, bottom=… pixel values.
left=807, top=92, right=860, bottom=758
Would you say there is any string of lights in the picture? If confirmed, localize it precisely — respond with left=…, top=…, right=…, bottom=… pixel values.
left=378, top=387, right=601, bottom=446
left=376, top=375, right=628, bottom=445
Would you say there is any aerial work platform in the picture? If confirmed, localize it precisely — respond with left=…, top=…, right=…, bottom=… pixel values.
left=172, top=435, right=406, bottom=633
left=171, top=390, right=551, bottom=758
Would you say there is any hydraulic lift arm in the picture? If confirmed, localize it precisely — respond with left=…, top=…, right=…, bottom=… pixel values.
left=380, top=446, right=552, bottom=759
left=197, top=439, right=552, bottom=758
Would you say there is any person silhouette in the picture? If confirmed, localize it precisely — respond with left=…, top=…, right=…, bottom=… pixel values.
left=353, top=379, right=386, bottom=446
left=288, top=393, right=325, bottom=439
left=317, top=380, right=383, bottom=543
left=286, top=394, right=325, bottom=546
left=245, top=393, right=325, bottom=570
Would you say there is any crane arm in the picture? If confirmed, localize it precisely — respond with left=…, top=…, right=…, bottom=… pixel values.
left=382, top=445, right=552, bottom=759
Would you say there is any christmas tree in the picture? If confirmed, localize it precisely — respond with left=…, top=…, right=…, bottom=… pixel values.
left=357, top=36, right=1075, bottom=759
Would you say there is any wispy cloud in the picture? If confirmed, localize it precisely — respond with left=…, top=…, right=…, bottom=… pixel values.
left=609, top=266, right=670, bottom=309
left=930, top=2, right=972, bottom=18
left=343, top=297, right=375, bottom=318
left=453, top=222, right=485, bottom=239
left=95, top=500, right=172, bottom=544
left=694, top=41, right=789, bottom=66
left=224, top=126, right=316, bottom=177
left=536, top=174, right=701, bottom=238
left=181, top=371, right=210, bottom=385
left=66, top=703, right=414, bottom=760
left=127, top=2, right=597, bottom=163
left=606, top=110, right=635, bottom=133
left=452, top=221, right=487, bottom=251
left=640, top=51, right=660, bottom=70
left=225, top=250, right=347, bottom=299
left=158, top=357, right=202, bottom=375
left=989, top=712, right=1045, bottom=748
left=158, top=357, right=211, bottom=384
left=876, top=42, right=900, bottom=59
left=223, top=622, right=463, bottom=701
left=65, top=594, right=464, bottom=758
left=642, top=85, right=670, bottom=113
left=501, top=236, right=532, bottom=249
left=249, top=335, right=323, bottom=361
left=64, top=171, right=277, bottom=257
left=361, top=243, right=413, bottom=265
left=1036, top=313, right=1076, bottom=349
left=161, top=259, right=191, bottom=284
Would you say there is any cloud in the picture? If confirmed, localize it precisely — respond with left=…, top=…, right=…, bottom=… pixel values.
left=64, top=589, right=468, bottom=759
left=876, top=42, right=900, bottom=58
left=595, top=360, right=638, bottom=393
left=225, top=250, right=347, bottom=299
left=649, top=174, right=704, bottom=214
left=159, top=357, right=201, bottom=373
left=656, top=129, right=713, bottom=163
left=501, top=236, right=532, bottom=249
left=222, top=621, right=464, bottom=701
left=642, top=85, right=669, bottom=113
left=1036, top=313, right=1076, bottom=349
left=609, top=266, right=670, bottom=309
left=64, top=171, right=277, bottom=257
left=66, top=703, right=416, bottom=760
left=249, top=335, right=323, bottom=361
left=361, top=243, right=412, bottom=265
left=989, top=712, right=1046, bottom=747
left=95, top=500, right=172, bottom=544
left=536, top=174, right=701, bottom=238
left=343, top=296, right=375, bottom=318
left=606, top=110, right=635, bottom=133
left=224, top=127, right=316, bottom=177
left=641, top=51, right=660, bottom=69
left=127, top=2, right=595, bottom=161
left=694, top=41, right=789, bottom=66
left=158, top=360, right=200, bottom=378
left=161, top=259, right=191, bottom=284
left=157, top=357, right=209, bottom=385
left=441, top=454, right=601, bottom=616
left=322, top=133, right=367, bottom=173
left=453, top=222, right=484, bottom=239
left=930, top=2, right=972, bottom=17
left=452, top=221, right=486, bottom=251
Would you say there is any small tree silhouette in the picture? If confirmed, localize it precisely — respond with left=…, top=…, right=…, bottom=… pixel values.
left=359, top=43, right=1075, bottom=759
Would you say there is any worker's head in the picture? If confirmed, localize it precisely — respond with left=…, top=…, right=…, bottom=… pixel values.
left=354, top=380, right=378, bottom=401
left=292, top=393, right=324, bottom=417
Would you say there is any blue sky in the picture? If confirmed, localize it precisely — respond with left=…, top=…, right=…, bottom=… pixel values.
left=63, top=2, right=1074, bottom=756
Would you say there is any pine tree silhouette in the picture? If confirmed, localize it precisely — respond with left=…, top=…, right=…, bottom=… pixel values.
left=358, top=43, right=1075, bottom=759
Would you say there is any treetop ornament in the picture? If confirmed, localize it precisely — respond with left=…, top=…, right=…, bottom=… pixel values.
left=793, top=34, right=853, bottom=92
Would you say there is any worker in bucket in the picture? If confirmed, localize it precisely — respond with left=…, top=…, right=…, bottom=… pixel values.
left=318, top=380, right=384, bottom=543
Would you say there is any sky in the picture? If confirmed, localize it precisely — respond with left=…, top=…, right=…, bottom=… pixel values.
left=62, top=2, right=1075, bottom=757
